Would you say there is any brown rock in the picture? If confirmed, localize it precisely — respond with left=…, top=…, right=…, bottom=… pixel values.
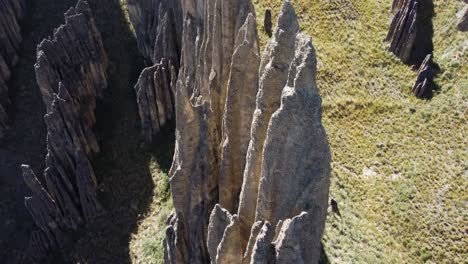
left=128, top=0, right=182, bottom=142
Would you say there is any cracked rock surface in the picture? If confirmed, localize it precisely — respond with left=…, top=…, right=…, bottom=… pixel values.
left=22, top=0, right=107, bottom=261
left=164, top=1, right=331, bottom=263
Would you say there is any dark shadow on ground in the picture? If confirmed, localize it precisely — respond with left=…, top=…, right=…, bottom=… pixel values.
left=0, top=0, right=78, bottom=263
left=65, top=0, right=174, bottom=263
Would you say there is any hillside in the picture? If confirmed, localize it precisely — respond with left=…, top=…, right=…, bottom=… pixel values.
left=253, top=0, right=467, bottom=263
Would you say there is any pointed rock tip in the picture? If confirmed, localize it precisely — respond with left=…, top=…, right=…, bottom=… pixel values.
left=277, top=1, right=299, bottom=34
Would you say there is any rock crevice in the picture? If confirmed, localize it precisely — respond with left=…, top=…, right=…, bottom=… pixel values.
left=128, top=0, right=183, bottom=142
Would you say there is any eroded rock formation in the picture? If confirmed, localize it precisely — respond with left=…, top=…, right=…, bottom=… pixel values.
left=0, top=0, right=26, bottom=137
left=22, top=0, right=107, bottom=260
left=164, top=1, right=331, bottom=263
left=128, top=0, right=183, bottom=142
left=412, top=54, right=434, bottom=98
left=386, top=0, right=434, bottom=65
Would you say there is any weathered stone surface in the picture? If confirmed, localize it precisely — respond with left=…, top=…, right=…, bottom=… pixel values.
left=386, top=0, right=434, bottom=65
left=22, top=0, right=107, bottom=260
left=165, top=1, right=331, bottom=263
left=127, top=0, right=182, bottom=64
left=412, top=54, right=434, bottom=98
left=128, top=0, right=182, bottom=142
left=457, top=5, right=468, bottom=32
left=0, top=0, right=26, bottom=137
left=264, top=9, right=272, bottom=37
left=134, top=58, right=176, bottom=142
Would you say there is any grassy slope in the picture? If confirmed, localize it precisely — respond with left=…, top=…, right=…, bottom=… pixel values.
left=254, top=0, right=467, bottom=263
left=129, top=0, right=467, bottom=263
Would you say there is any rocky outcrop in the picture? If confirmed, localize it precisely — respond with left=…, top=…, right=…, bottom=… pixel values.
left=457, top=5, right=468, bottom=32
left=128, top=0, right=183, bottom=142
left=412, top=54, right=434, bottom=98
left=164, top=1, right=331, bottom=263
left=386, top=0, right=434, bottom=65
left=22, top=0, right=107, bottom=261
left=134, top=58, right=177, bottom=142
left=0, top=0, right=26, bottom=137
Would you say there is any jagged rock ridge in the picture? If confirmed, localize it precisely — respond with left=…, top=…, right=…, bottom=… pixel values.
left=0, top=0, right=26, bottom=137
left=128, top=0, right=183, bottom=142
left=164, top=1, right=331, bottom=263
left=22, top=0, right=107, bottom=260
left=386, top=0, right=434, bottom=65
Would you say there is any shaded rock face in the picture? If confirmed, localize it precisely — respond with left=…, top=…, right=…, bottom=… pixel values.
left=457, top=5, right=468, bottom=32
left=386, top=0, right=434, bottom=65
left=0, top=0, right=26, bottom=137
left=22, top=0, right=107, bottom=261
left=127, top=0, right=183, bottom=64
left=128, top=0, right=183, bottom=142
left=264, top=9, right=272, bottom=37
left=164, top=1, right=331, bottom=263
left=412, top=54, right=434, bottom=98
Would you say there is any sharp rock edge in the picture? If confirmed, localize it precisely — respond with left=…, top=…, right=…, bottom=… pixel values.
left=0, top=0, right=26, bottom=138
left=22, top=0, right=107, bottom=261
left=128, top=0, right=183, bottom=142
left=386, top=0, right=434, bottom=66
left=164, top=1, right=331, bottom=263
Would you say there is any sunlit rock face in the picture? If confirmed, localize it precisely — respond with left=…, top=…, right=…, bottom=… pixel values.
left=128, top=0, right=183, bottom=142
left=164, top=1, right=331, bottom=263
left=22, top=0, right=107, bottom=261
left=0, top=0, right=26, bottom=137
left=386, top=0, right=434, bottom=65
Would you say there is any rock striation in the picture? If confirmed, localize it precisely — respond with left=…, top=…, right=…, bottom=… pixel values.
left=0, top=0, right=26, bottom=137
left=128, top=0, right=183, bottom=142
left=412, top=54, right=434, bottom=98
left=386, top=0, right=434, bottom=65
left=22, top=0, right=107, bottom=260
left=164, top=1, right=331, bottom=263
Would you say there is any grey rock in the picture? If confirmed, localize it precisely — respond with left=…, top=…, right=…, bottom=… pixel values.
left=127, top=0, right=182, bottom=64
left=23, top=0, right=107, bottom=260
left=412, top=54, right=434, bottom=98
left=165, top=1, right=331, bottom=263
left=134, top=58, right=176, bottom=142
left=386, top=0, right=434, bottom=65
left=128, top=0, right=182, bottom=142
